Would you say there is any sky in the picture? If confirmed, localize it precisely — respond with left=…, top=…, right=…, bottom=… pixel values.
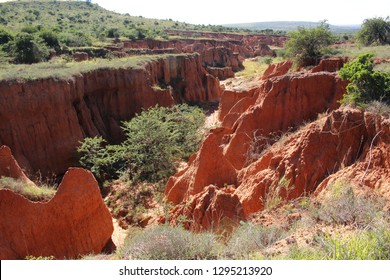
left=0, top=0, right=389, bottom=25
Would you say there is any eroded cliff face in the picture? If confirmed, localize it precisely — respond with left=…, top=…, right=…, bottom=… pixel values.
left=0, top=146, right=113, bottom=260
left=164, top=61, right=387, bottom=230
left=0, top=54, right=221, bottom=176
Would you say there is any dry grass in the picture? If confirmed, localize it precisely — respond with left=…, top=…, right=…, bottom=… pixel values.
left=236, top=56, right=284, bottom=79
left=0, top=177, right=56, bottom=201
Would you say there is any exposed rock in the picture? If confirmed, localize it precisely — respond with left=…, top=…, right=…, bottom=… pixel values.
left=206, top=66, right=235, bottom=80
left=315, top=111, right=390, bottom=202
left=169, top=185, right=245, bottom=233
left=0, top=167, right=113, bottom=260
left=165, top=128, right=238, bottom=205
left=165, top=69, right=349, bottom=228
left=311, top=57, right=348, bottom=73
left=0, top=54, right=221, bottom=176
left=236, top=108, right=381, bottom=216
left=254, top=44, right=276, bottom=57
left=261, top=60, right=293, bottom=80
left=73, top=52, right=89, bottom=62
left=0, top=145, right=33, bottom=184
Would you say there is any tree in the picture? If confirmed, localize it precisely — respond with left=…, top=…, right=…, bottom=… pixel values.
left=10, top=32, right=49, bottom=64
left=285, top=21, right=335, bottom=66
left=78, top=105, right=205, bottom=183
left=357, top=17, right=390, bottom=46
left=339, top=53, right=390, bottom=105
left=38, top=29, right=61, bottom=52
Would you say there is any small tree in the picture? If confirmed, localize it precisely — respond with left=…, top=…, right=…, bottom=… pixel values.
left=357, top=17, right=390, bottom=46
left=11, top=32, right=49, bottom=64
left=285, top=21, right=335, bottom=66
left=339, top=53, right=390, bottom=105
left=38, top=29, right=61, bottom=52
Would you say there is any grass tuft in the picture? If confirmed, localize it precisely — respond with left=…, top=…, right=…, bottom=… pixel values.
left=0, top=176, right=56, bottom=201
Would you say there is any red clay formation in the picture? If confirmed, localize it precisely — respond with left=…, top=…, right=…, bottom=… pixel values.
left=165, top=61, right=379, bottom=228
left=0, top=54, right=221, bottom=176
left=0, top=145, right=33, bottom=184
left=0, top=166, right=113, bottom=260
left=169, top=185, right=245, bottom=233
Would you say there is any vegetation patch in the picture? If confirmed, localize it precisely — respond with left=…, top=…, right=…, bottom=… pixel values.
left=0, top=176, right=56, bottom=201
left=285, top=21, right=335, bottom=66
left=339, top=53, right=390, bottom=105
left=117, top=225, right=220, bottom=260
left=78, top=104, right=206, bottom=183
left=0, top=53, right=196, bottom=81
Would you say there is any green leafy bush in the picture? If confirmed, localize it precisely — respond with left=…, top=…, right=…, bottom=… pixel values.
left=9, top=32, right=50, bottom=64
left=78, top=104, right=205, bottom=183
left=0, top=27, right=13, bottom=45
left=77, top=136, right=125, bottom=182
left=38, top=29, right=61, bottom=52
left=285, top=21, right=335, bottom=66
left=357, top=17, right=390, bottom=46
left=339, top=53, right=390, bottom=105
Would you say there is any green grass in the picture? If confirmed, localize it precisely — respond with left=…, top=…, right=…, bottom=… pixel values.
left=236, top=56, right=284, bottom=79
left=0, top=176, right=56, bottom=201
left=0, top=53, right=196, bottom=81
left=319, top=228, right=390, bottom=260
left=0, top=0, right=250, bottom=44
left=336, top=45, right=390, bottom=59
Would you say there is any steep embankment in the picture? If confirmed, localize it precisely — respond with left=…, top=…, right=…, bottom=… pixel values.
left=163, top=59, right=388, bottom=231
left=0, top=54, right=221, bottom=176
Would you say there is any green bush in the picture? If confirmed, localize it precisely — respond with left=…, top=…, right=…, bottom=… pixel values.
left=38, top=29, right=61, bottom=52
left=77, top=136, right=125, bottom=182
left=59, top=31, right=93, bottom=47
left=10, top=32, right=50, bottom=64
left=78, top=104, right=205, bottom=183
left=121, top=104, right=205, bottom=182
left=118, top=225, right=219, bottom=260
left=0, top=27, right=14, bottom=45
left=357, top=17, right=390, bottom=46
left=285, top=21, right=335, bottom=66
left=339, top=53, right=390, bottom=105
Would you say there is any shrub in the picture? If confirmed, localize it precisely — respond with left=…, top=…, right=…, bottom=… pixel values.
left=59, top=31, right=92, bottom=47
left=224, top=223, right=285, bottom=259
left=339, top=53, right=390, bottom=105
left=78, top=104, right=205, bottom=183
left=77, top=136, right=126, bottom=182
left=357, top=17, right=390, bottom=46
left=38, top=29, right=61, bottom=52
left=285, top=21, right=335, bottom=66
left=0, top=27, right=13, bottom=45
left=314, top=180, right=385, bottom=228
left=10, top=32, right=49, bottom=64
left=121, top=104, right=205, bottom=182
left=118, top=225, right=219, bottom=260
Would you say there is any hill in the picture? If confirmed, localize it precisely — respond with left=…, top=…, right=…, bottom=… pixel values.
left=224, top=21, right=361, bottom=33
left=0, top=0, right=241, bottom=43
